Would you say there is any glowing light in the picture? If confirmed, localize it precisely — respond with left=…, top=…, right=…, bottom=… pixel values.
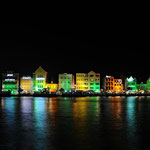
left=7, top=74, right=13, bottom=76
left=22, top=77, right=31, bottom=79
left=127, top=76, right=134, bottom=82
left=5, top=79, right=15, bottom=81
left=106, top=75, right=111, bottom=78
left=36, top=77, right=45, bottom=80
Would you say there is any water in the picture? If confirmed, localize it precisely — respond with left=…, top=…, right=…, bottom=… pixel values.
left=1, top=96, right=150, bottom=150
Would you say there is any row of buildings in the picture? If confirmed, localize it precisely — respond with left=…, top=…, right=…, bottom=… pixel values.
left=0, top=66, right=100, bottom=94
left=0, top=66, right=150, bottom=95
left=105, top=76, right=150, bottom=94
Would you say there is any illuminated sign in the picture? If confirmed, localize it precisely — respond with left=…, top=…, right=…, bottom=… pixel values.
left=7, top=74, right=13, bottom=76
left=106, top=75, right=111, bottom=78
left=22, top=77, right=31, bottom=79
left=36, top=77, right=45, bottom=80
left=5, top=79, right=15, bottom=81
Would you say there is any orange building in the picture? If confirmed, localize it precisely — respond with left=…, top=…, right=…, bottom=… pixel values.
left=105, top=76, right=123, bottom=93
left=114, top=79, right=123, bottom=93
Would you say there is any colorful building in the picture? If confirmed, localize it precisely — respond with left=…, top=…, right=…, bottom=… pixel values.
left=76, top=73, right=88, bottom=91
left=2, top=72, right=19, bottom=94
left=137, top=82, right=147, bottom=93
left=146, top=78, right=150, bottom=92
left=33, top=66, right=47, bottom=92
left=58, top=73, right=75, bottom=92
left=125, top=76, right=138, bottom=93
left=114, top=79, right=124, bottom=93
left=104, top=76, right=114, bottom=93
left=20, top=76, right=33, bottom=93
left=105, top=76, right=123, bottom=93
left=76, top=71, right=100, bottom=93
left=46, top=81, right=58, bottom=93
left=88, top=71, right=100, bottom=92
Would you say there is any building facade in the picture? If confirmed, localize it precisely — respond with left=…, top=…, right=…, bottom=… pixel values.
left=114, top=79, right=123, bottom=93
left=125, top=76, right=138, bottom=93
left=137, top=82, right=147, bottom=93
left=76, top=71, right=100, bottom=93
left=2, top=72, right=19, bottom=94
left=76, top=73, right=88, bottom=91
left=46, top=81, right=58, bottom=93
left=105, top=76, right=114, bottom=93
left=58, top=73, right=75, bottom=92
left=146, top=78, right=150, bottom=92
left=105, top=76, right=123, bottom=93
left=20, top=76, right=33, bottom=93
left=33, top=66, right=47, bottom=92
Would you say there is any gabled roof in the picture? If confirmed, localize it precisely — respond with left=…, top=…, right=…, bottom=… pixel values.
left=126, top=76, right=136, bottom=82
left=35, top=66, right=47, bottom=74
left=88, top=71, right=95, bottom=74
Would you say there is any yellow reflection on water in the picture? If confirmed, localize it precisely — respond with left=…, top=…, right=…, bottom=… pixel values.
left=0, top=98, right=5, bottom=109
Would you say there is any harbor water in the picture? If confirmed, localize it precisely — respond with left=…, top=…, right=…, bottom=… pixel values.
left=0, top=96, right=150, bottom=150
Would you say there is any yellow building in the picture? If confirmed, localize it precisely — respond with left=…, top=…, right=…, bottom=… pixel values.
left=46, top=81, right=58, bottom=93
left=33, top=66, right=47, bottom=92
left=76, top=73, right=88, bottom=91
left=76, top=71, right=100, bottom=92
left=20, top=76, right=33, bottom=93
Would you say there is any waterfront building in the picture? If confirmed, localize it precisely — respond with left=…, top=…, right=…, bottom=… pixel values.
left=33, top=66, right=47, bottom=92
left=104, top=76, right=114, bottom=93
left=76, top=73, right=88, bottom=91
left=20, top=76, right=33, bottom=93
left=125, top=76, right=138, bottom=93
left=1, top=72, right=19, bottom=94
left=137, top=82, right=147, bottom=93
left=58, top=73, right=75, bottom=92
left=104, top=76, right=123, bottom=93
left=88, top=71, right=100, bottom=92
left=46, top=81, right=58, bottom=93
left=114, top=79, right=124, bottom=93
left=146, top=78, right=150, bottom=92
left=76, top=71, right=100, bottom=93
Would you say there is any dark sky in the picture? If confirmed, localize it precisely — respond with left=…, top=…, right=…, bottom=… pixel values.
left=0, top=23, right=148, bottom=83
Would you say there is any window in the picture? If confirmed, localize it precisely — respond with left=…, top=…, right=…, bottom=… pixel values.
left=90, top=75, right=94, bottom=77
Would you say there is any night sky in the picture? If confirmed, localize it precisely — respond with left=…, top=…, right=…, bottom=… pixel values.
left=0, top=23, right=148, bottom=83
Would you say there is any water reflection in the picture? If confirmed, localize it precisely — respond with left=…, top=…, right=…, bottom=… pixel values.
left=32, top=98, right=48, bottom=149
left=1, top=96, right=150, bottom=150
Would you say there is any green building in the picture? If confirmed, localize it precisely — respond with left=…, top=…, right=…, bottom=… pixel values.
left=58, top=73, right=75, bottom=92
left=125, top=76, right=138, bottom=93
left=146, top=78, right=150, bottom=92
left=33, top=66, right=47, bottom=92
left=2, top=72, right=19, bottom=95
left=137, top=82, right=147, bottom=93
